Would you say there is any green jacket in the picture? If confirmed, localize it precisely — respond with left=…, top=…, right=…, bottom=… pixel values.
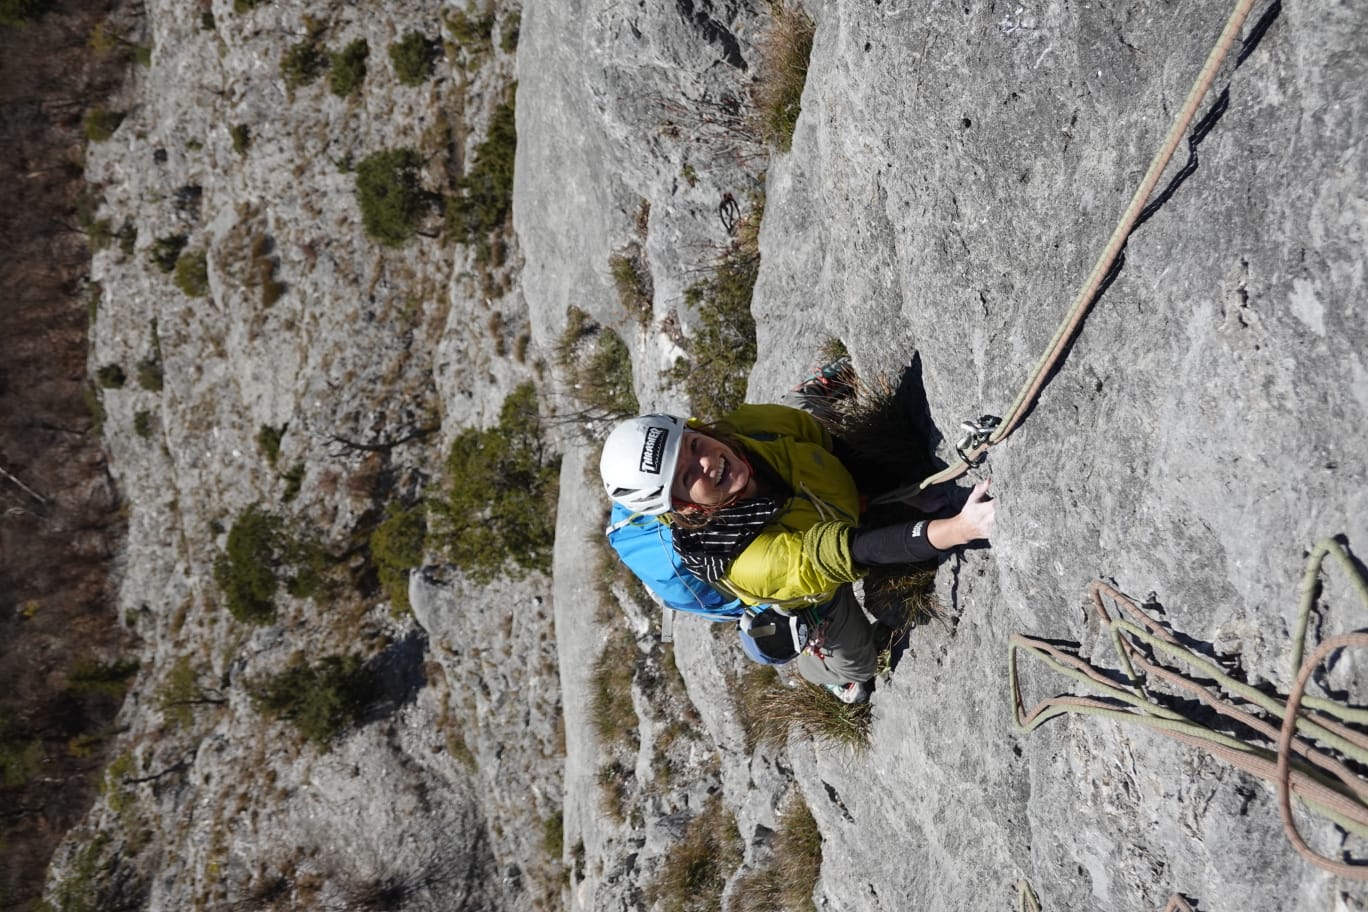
left=698, top=404, right=864, bottom=611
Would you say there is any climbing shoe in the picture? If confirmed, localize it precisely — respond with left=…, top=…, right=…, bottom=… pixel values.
left=792, top=356, right=855, bottom=402
left=823, top=681, right=870, bottom=705
left=791, top=356, right=856, bottom=422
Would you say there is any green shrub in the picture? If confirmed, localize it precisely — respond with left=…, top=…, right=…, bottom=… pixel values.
left=499, top=11, right=520, bottom=53
left=0, top=734, right=43, bottom=788
left=388, top=30, right=438, bottom=86
left=83, top=108, right=124, bottom=142
left=131, top=42, right=152, bottom=66
left=136, top=357, right=163, bottom=392
left=250, top=654, right=375, bottom=745
left=281, top=38, right=327, bottom=90
left=446, top=96, right=516, bottom=260
left=369, top=503, right=426, bottom=614
left=230, top=123, right=250, bottom=155
left=232, top=0, right=266, bottom=12
left=750, top=4, right=815, bottom=152
left=148, top=233, right=187, bottom=273
left=95, top=364, right=126, bottom=389
left=429, top=382, right=560, bottom=583
left=645, top=796, right=742, bottom=912
left=200, top=10, right=215, bottom=29
left=84, top=218, right=114, bottom=252
left=213, top=505, right=285, bottom=623
left=542, top=810, right=564, bottom=859
left=355, top=148, right=428, bottom=247
left=446, top=8, right=494, bottom=49
left=173, top=249, right=209, bottom=297
left=280, top=462, right=305, bottom=503
left=667, top=192, right=762, bottom=416
left=329, top=38, right=368, bottom=97
left=133, top=410, right=153, bottom=439
left=0, top=0, right=51, bottom=26
left=68, top=658, right=140, bottom=696
left=116, top=221, right=137, bottom=256
left=556, top=307, right=638, bottom=419
left=257, top=423, right=284, bottom=467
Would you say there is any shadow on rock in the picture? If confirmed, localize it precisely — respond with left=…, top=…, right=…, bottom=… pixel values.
left=361, top=629, right=430, bottom=725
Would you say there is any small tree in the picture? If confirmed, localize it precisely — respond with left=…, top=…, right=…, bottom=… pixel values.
left=355, top=148, right=428, bottom=246
left=369, top=503, right=425, bottom=614
left=95, top=364, right=126, bottom=389
left=388, top=31, right=438, bottom=85
left=329, top=38, right=368, bottom=97
left=83, top=108, right=125, bottom=142
left=173, top=249, right=209, bottom=297
left=148, top=234, right=188, bottom=273
left=281, top=39, right=327, bottom=90
left=214, top=505, right=285, bottom=623
left=250, top=654, right=375, bottom=745
left=446, top=97, right=516, bottom=257
left=429, top=382, right=560, bottom=583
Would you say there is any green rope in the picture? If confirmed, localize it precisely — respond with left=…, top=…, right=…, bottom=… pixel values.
left=1010, top=537, right=1368, bottom=873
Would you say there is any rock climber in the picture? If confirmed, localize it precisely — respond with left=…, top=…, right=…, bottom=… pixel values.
left=598, top=372, right=996, bottom=704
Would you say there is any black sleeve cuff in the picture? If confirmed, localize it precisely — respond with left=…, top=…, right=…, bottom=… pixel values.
left=849, top=520, right=943, bottom=567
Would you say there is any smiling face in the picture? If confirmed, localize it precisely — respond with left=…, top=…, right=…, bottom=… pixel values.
left=670, top=430, right=754, bottom=509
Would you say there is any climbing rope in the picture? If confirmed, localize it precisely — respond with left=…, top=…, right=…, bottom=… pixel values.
left=875, top=0, right=1275, bottom=504
left=1009, top=537, right=1368, bottom=879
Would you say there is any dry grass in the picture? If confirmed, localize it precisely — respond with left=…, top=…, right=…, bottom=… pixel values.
left=589, top=626, right=640, bottom=752
left=645, top=795, right=742, bottom=912
left=733, top=796, right=822, bottom=912
left=609, top=244, right=653, bottom=325
left=749, top=3, right=816, bottom=152
left=751, top=677, right=872, bottom=752
left=816, top=369, right=936, bottom=481
left=864, top=565, right=942, bottom=633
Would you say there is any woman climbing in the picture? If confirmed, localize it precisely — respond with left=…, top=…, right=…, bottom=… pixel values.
left=599, top=389, right=996, bottom=704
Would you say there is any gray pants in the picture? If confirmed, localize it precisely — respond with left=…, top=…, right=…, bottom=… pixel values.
left=795, top=584, right=877, bottom=687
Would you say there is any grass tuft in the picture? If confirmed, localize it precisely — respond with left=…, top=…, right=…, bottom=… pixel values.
left=749, top=3, right=815, bottom=152
left=609, top=245, right=653, bottom=325
left=733, top=796, right=823, bottom=912
left=666, top=190, right=764, bottom=416
left=556, top=306, right=639, bottom=420
left=589, top=626, right=640, bottom=752
left=645, top=795, right=742, bottom=912
left=743, top=674, right=872, bottom=752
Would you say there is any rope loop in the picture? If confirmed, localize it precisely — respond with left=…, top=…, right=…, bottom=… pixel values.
left=1009, top=537, right=1368, bottom=878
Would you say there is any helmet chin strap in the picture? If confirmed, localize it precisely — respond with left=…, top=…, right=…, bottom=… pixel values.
left=673, top=451, right=754, bottom=515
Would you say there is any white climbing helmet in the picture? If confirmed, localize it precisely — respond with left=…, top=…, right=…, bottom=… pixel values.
left=600, top=414, right=686, bottom=516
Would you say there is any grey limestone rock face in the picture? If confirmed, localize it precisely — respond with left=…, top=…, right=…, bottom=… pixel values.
left=749, top=1, right=1368, bottom=910
left=522, top=0, right=1368, bottom=910
left=50, top=0, right=1368, bottom=906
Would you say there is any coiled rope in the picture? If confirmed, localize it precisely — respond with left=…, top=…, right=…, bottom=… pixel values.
left=1017, top=880, right=1195, bottom=912
left=1009, top=537, right=1368, bottom=878
left=875, top=0, right=1277, bottom=504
